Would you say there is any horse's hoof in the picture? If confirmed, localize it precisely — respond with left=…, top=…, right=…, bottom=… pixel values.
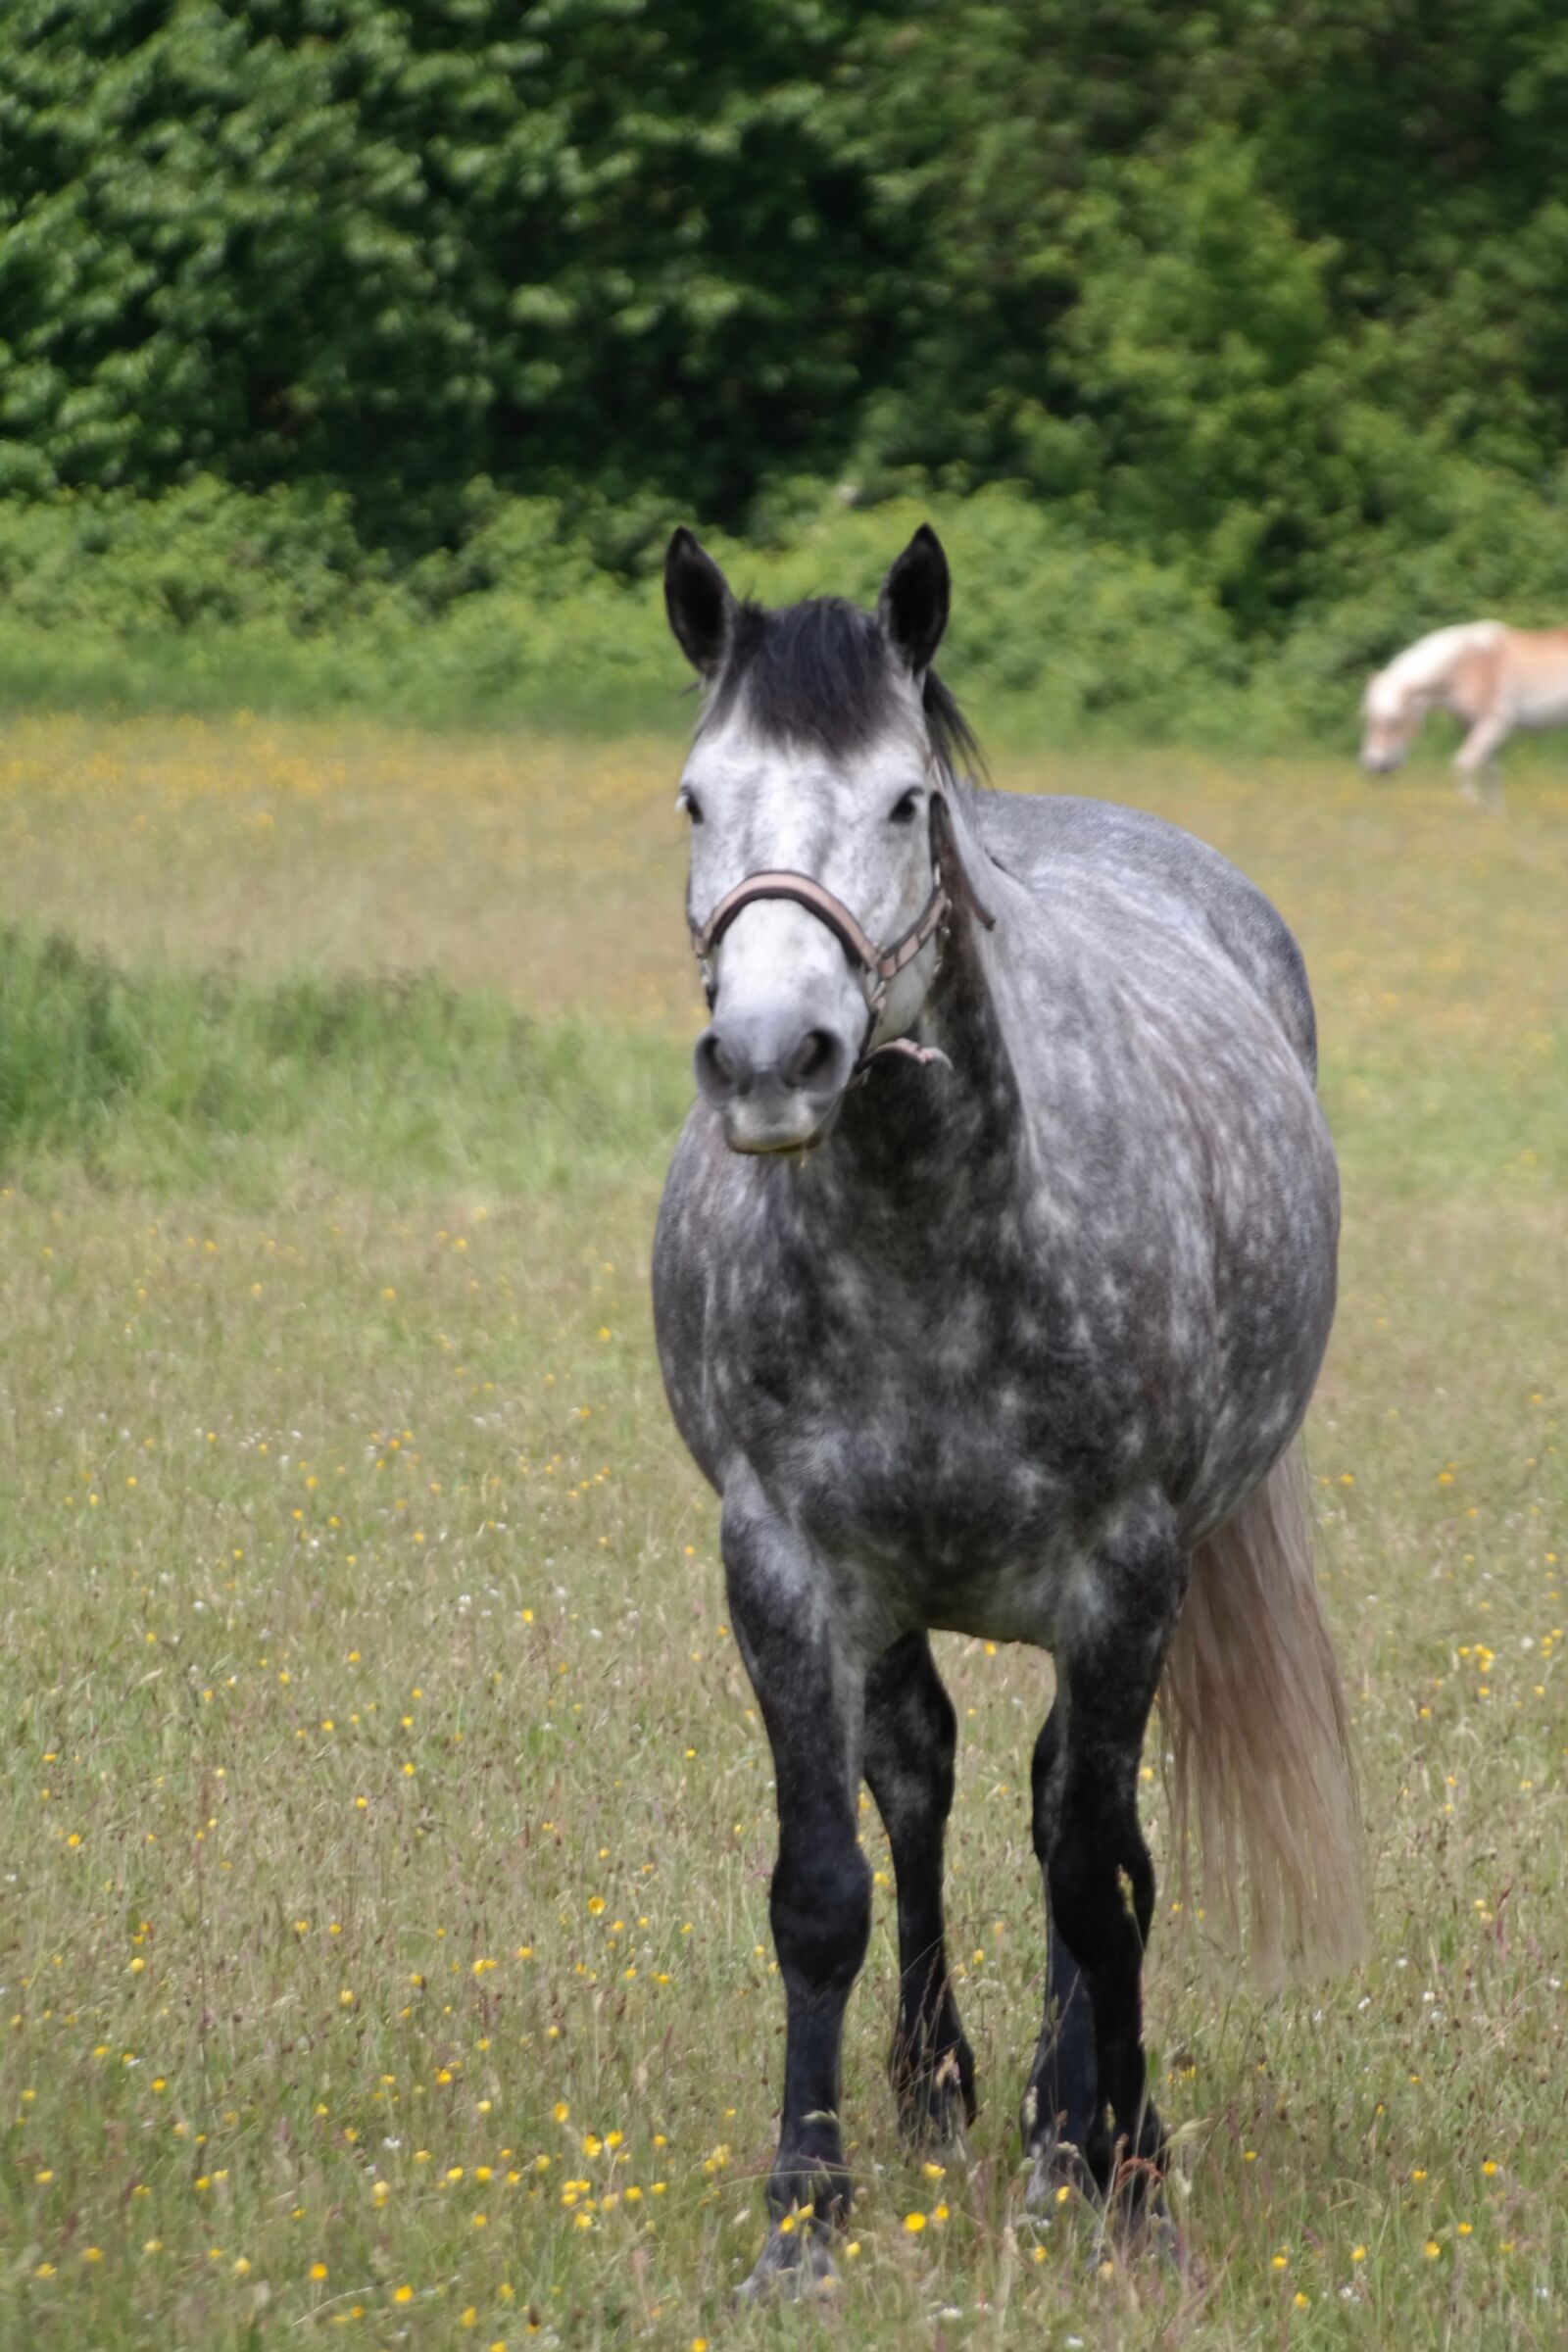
left=1023, top=2136, right=1099, bottom=2214
left=1139, top=2204, right=1182, bottom=2269
left=734, top=2222, right=840, bottom=2304
left=1090, top=2203, right=1183, bottom=2278
left=1102, top=2159, right=1182, bottom=2268
left=897, top=2083, right=974, bottom=2167
left=893, top=2039, right=977, bottom=2160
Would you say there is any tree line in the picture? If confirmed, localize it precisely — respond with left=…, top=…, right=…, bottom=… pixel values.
left=4, top=0, right=1568, bottom=670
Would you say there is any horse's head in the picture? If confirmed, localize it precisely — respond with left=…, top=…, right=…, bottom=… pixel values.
left=664, top=524, right=990, bottom=1155
left=1359, top=666, right=1418, bottom=773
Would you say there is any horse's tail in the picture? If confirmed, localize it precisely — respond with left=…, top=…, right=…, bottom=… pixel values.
left=1158, top=1439, right=1365, bottom=1981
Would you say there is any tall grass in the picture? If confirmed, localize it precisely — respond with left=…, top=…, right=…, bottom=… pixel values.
left=0, top=928, right=689, bottom=1196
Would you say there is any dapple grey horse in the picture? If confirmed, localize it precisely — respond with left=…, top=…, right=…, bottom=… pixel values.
left=653, top=525, right=1362, bottom=2292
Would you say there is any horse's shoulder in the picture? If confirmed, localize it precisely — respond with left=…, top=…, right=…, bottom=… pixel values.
left=973, top=789, right=1318, bottom=1078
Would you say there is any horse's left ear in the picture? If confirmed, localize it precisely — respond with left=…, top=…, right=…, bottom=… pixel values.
left=664, top=527, right=734, bottom=678
left=878, top=524, right=950, bottom=675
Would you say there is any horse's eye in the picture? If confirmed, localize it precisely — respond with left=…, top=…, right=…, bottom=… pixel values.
left=679, top=791, right=705, bottom=825
left=889, top=788, right=922, bottom=825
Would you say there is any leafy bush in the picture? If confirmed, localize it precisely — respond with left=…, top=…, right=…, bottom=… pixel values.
left=0, top=476, right=1253, bottom=738
left=7, top=467, right=1568, bottom=746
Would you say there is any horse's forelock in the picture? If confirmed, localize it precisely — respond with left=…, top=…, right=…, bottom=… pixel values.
left=703, top=596, right=981, bottom=781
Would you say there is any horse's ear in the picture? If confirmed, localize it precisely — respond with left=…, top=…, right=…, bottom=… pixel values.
left=878, top=524, right=950, bottom=675
left=664, top=528, right=733, bottom=678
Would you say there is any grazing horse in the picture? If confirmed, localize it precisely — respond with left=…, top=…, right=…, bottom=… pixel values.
left=1360, top=619, right=1568, bottom=798
left=653, top=525, right=1363, bottom=2293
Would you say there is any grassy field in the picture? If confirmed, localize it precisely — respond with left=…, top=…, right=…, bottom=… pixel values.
left=1, top=712, right=1565, bottom=2351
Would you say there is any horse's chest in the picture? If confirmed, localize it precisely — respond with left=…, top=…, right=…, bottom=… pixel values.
left=712, top=1258, right=1137, bottom=1584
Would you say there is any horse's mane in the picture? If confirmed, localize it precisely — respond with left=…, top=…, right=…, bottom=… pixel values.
left=704, top=595, right=983, bottom=786
left=1371, top=619, right=1506, bottom=713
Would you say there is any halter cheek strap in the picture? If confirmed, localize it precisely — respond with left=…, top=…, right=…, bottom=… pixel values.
left=688, top=789, right=996, bottom=1078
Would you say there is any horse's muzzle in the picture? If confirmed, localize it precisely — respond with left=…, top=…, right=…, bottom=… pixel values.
left=695, top=1014, right=854, bottom=1153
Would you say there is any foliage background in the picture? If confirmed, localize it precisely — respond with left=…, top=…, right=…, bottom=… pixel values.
left=6, top=1, right=1568, bottom=735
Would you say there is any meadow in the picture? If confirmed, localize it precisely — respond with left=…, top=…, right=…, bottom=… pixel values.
left=0, top=710, right=1564, bottom=2351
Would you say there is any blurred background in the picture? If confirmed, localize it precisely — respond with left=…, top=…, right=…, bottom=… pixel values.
left=5, top=0, right=1568, bottom=738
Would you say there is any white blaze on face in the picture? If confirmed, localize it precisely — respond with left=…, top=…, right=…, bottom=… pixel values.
left=711, top=892, right=866, bottom=1057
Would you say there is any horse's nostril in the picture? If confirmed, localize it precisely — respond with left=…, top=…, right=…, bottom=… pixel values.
left=785, top=1028, right=842, bottom=1093
left=695, top=1028, right=745, bottom=1105
left=698, top=1022, right=846, bottom=1114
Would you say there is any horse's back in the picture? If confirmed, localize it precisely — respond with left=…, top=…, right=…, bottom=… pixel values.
left=1377, top=619, right=1505, bottom=701
left=1499, top=624, right=1568, bottom=725
left=974, top=789, right=1319, bottom=1080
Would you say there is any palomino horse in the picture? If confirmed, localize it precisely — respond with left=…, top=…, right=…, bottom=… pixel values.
left=654, top=525, right=1363, bottom=2292
left=1360, top=619, right=1568, bottom=798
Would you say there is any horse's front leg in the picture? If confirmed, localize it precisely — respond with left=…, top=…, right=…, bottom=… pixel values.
left=864, top=1632, right=976, bottom=2153
left=1021, top=1697, right=1100, bottom=2198
left=1453, top=711, right=1510, bottom=803
left=723, top=1478, right=871, bottom=2299
left=1026, top=1506, right=1187, bottom=2220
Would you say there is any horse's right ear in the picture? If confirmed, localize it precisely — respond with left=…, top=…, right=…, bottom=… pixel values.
left=664, top=528, right=733, bottom=678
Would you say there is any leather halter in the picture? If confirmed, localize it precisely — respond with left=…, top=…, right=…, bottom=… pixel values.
left=688, top=789, right=997, bottom=1078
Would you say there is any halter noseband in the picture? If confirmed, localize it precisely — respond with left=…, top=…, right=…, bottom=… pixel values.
left=688, top=789, right=996, bottom=1079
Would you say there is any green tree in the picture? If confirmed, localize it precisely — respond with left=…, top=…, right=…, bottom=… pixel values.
left=0, top=0, right=906, bottom=527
